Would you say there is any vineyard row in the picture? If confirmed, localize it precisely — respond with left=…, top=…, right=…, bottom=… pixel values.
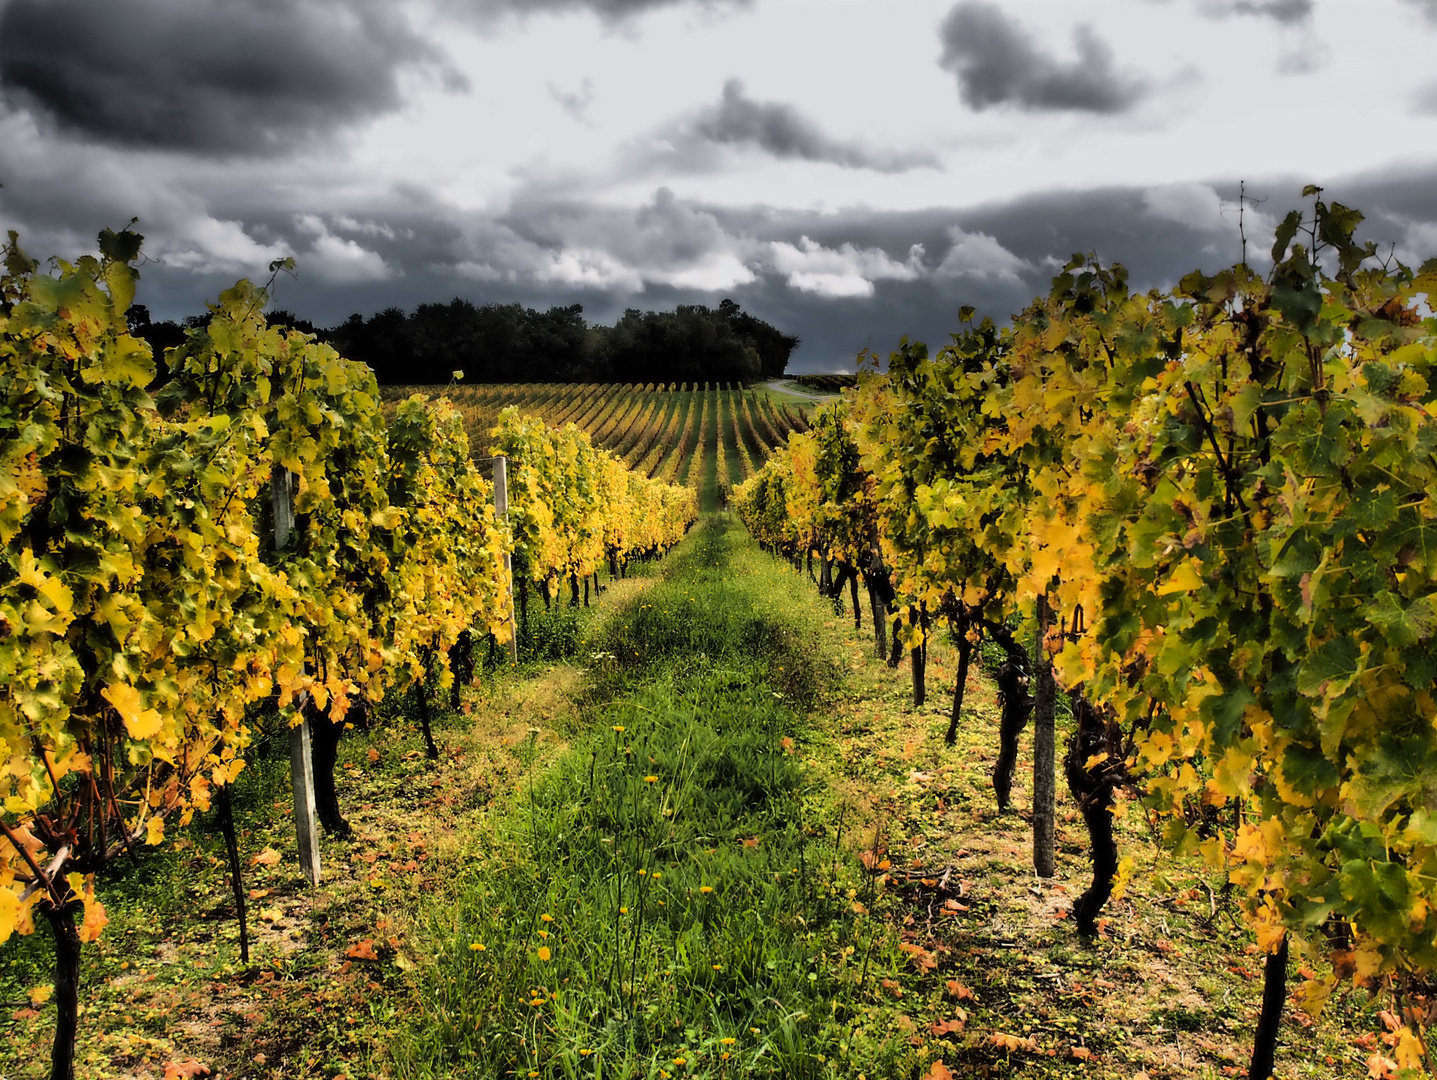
left=734, top=196, right=1437, bottom=1077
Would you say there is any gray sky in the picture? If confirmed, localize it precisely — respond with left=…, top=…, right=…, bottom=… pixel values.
left=2, top=0, right=1435, bottom=372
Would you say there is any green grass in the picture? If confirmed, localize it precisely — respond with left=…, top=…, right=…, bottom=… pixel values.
left=391, top=516, right=912, bottom=1079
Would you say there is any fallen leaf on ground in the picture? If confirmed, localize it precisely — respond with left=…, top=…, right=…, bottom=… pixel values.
left=899, top=942, right=938, bottom=971
left=163, top=1060, right=211, bottom=1079
left=989, top=1032, right=1038, bottom=1053
left=251, top=848, right=281, bottom=867
left=946, top=979, right=975, bottom=1001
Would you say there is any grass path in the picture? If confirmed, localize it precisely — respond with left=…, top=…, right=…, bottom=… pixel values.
left=395, top=517, right=902, bottom=1078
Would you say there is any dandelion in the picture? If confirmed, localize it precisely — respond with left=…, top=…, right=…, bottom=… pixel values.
left=620, top=906, right=629, bottom=914
left=537, top=946, right=551, bottom=961
left=469, top=942, right=486, bottom=951
left=580, top=1049, right=593, bottom=1056
left=540, top=913, right=554, bottom=922
left=721, top=1038, right=736, bottom=1046
left=652, top=871, right=662, bottom=879
left=699, top=886, right=713, bottom=894
left=721, top=1052, right=731, bottom=1061
left=712, top=964, right=723, bottom=971
left=538, top=930, right=549, bottom=939
left=673, top=1058, right=687, bottom=1066
left=644, top=775, right=658, bottom=783
left=613, top=725, right=625, bottom=733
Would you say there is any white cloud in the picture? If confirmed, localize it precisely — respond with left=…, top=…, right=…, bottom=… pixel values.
left=536, top=247, right=644, bottom=291
left=770, top=236, right=924, bottom=298
left=294, top=213, right=392, bottom=283
left=933, top=226, right=1030, bottom=281
left=1142, top=182, right=1277, bottom=262
left=156, top=216, right=287, bottom=275
left=649, top=251, right=755, bottom=290
left=1395, top=217, right=1437, bottom=268
left=1142, top=183, right=1228, bottom=232
left=452, top=259, right=506, bottom=282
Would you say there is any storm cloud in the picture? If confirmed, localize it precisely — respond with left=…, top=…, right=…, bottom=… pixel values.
left=688, top=80, right=938, bottom=173
left=1, top=0, right=1434, bottom=380
left=1222, top=0, right=1313, bottom=22
left=0, top=0, right=455, bottom=155
left=445, top=0, right=750, bottom=25
left=937, top=2, right=1145, bottom=113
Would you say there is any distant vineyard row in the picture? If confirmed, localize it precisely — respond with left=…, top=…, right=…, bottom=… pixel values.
left=386, top=381, right=812, bottom=495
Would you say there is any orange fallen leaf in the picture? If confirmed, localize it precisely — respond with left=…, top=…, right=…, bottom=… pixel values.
left=251, top=847, right=281, bottom=867
left=1368, top=1051, right=1397, bottom=1078
left=990, top=1032, right=1038, bottom=1053
left=367, top=748, right=380, bottom=764
left=345, top=939, right=378, bottom=961
left=946, top=979, right=975, bottom=1001
left=1070, top=1046, right=1094, bottom=1061
left=899, top=942, right=938, bottom=972
left=923, top=1062, right=953, bottom=1080
left=163, top=1061, right=211, bottom=1080
left=931, top=1018, right=964, bottom=1036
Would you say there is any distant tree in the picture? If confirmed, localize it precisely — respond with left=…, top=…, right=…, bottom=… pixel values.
left=719, top=297, right=800, bottom=379
left=137, top=295, right=798, bottom=385
left=124, top=304, right=187, bottom=387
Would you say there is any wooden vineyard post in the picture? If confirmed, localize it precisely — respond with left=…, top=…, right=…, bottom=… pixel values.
left=493, top=455, right=519, bottom=665
left=273, top=468, right=322, bottom=886
left=1032, top=595, right=1056, bottom=878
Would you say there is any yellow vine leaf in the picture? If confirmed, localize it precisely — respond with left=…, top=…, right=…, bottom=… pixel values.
left=0, top=889, right=19, bottom=945
left=1295, top=976, right=1334, bottom=1018
left=101, top=683, right=163, bottom=740
left=65, top=873, right=108, bottom=944
left=1109, top=856, right=1136, bottom=901
left=1156, top=560, right=1204, bottom=596
left=1395, top=1028, right=1425, bottom=1071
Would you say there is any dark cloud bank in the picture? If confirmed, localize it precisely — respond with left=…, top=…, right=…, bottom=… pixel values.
left=445, top=0, right=751, bottom=26
left=937, top=1, right=1145, bottom=113
left=691, top=80, right=938, bottom=173
left=0, top=0, right=454, bottom=155
left=83, top=173, right=1434, bottom=375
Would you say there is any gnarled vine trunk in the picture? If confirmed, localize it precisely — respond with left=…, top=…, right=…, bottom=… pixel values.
left=944, top=609, right=973, bottom=746
left=216, top=783, right=250, bottom=963
left=43, top=901, right=83, bottom=1080
left=1062, top=694, right=1123, bottom=935
left=308, top=697, right=353, bottom=838
left=1248, top=937, right=1289, bottom=1080
left=989, top=626, right=1033, bottom=811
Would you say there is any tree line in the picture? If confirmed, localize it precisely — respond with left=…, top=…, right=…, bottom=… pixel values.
left=126, top=296, right=800, bottom=386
